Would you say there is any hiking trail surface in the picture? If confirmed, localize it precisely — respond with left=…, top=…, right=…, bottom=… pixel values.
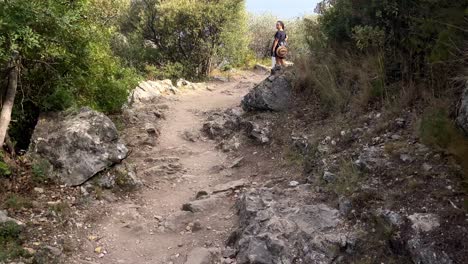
left=71, top=71, right=267, bottom=264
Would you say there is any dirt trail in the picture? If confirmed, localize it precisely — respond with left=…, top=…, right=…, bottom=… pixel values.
left=75, top=72, right=266, bottom=264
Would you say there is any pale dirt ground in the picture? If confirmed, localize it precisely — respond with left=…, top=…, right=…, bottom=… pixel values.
left=69, top=71, right=267, bottom=264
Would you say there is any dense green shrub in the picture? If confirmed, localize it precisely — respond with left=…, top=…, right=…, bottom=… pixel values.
left=115, top=0, right=249, bottom=80
left=0, top=151, right=11, bottom=178
left=0, top=221, right=27, bottom=262
left=0, top=0, right=140, bottom=148
left=316, top=0, right=466, bottom=88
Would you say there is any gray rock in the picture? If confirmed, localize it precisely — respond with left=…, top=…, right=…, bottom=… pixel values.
left=400, top=153, right=414, bottom=163
left=95, top=162, right=141, bottom=190
left=323, top=171, right=337, bottom=183
left=182, top=130, right=200, bottom=142
left=243, top=121, right=270, bottom=144
left=163, top=211, right=194, bottom=232
left=422, top=163, right=433, bottom=172
left=185, top=247, right=220, bottom=264
left=44, top=246, right=62, bottom=256
left=212, top=76, right=229, bottom=83
left=231, top=188, right=355, bottom=264
left=182, top=195, right=224, bottom=213
left=145, top=123, right=159, bottom=135
left=395, top=118, right=406, bottom=128
left=355, top=146, right=388, bottom=171
left=202, top=109, right=242, bottom=139
left=177, top=79, right=207, bottom=90
left=228, top=157, right=244, bottom=169
left=338, top=197, right=352, bottom=217
left=241, top=74, right=292, bottom=112
left=408, top=213, right=440, bottom=233
left=96, top=172, right=116, bottom=189
left=218, top=136, right=241, bottom=152
left=0, top=210, right=23, bottom=225
left=456, top=82, right=468, bottom=135
left=407, top=237, right=453, bottom=264
left=222, top=247, right=237, bottom=258
left=29, top=107, right=128, bottom=186
left=254, top=63, right=270, bottom=73
left=291, top=135, right=310, bottom=155
left=34, top=245, right=63, bottom=264
left=129, top=79, right=176, bottom=106
left=114, top=163, right=143, bottom=189
left=213, top=179, right=249, bottom=193
left=376, top=209, right=403, bottom=227
left=289, top=181, right=300, bottom=187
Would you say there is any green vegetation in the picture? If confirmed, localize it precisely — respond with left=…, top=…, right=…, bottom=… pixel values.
left=0, top=221, right=27, bottom=262
left=0, top=151, right=11, bottom=178
left=48, top=202, right=71, bottom=222
left=419, top=106, right=463, bottom=149
left=296, top=0, right=468, bottom=201
left=247, top=13, right=309, bottom=63
left=283, top=146, right=305, bottom=167
left=419, top=105, right=468, bottom=196
left=31, top=159, right=52, bottom=184
left=1, top=0, right=249, bottom=150
left=3, top=194, right=33, bottom=210
left=115, top=0, right=249, bottom=79
left=330, top=160, right=364, bottom=196
left=0, top=0, right=139, bottom=149
left=296, top=0, right=466, bottom=110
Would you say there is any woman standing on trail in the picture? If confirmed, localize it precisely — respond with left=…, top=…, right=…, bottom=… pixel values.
left=271, top=21, right=288, bottom=69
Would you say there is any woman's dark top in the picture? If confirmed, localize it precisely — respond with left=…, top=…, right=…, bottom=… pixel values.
left=272, top=30, right=287, bottom=57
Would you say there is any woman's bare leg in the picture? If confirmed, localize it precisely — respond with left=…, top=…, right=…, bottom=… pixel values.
left=279, top=58, right=285, bottom=66
left=276, top=58, right=284, bottom=67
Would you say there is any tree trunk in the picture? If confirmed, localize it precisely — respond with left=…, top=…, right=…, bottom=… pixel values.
left=0, top=51, right=19, bottom=147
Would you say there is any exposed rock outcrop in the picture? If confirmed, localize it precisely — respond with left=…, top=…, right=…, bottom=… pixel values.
left=0, top=210, right=23, bottom=225
left=129, top=79, right=178, bottom=106
left=456, top=82, right=468, bottom=135
left=29, top=107, right=128, bottom=186
left=241, top=73, right=292, bottom=112
left=202, top=108, right=243, bottom=139
left=128, top=79, right=208, bottom=107
left=229, top=187, right=357, bottom=264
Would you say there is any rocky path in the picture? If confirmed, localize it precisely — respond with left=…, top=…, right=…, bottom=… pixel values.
left=74, top=72, right=267, bottom=264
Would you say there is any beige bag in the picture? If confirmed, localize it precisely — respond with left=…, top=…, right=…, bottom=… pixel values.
left=276, top=46, right=288, bottom=58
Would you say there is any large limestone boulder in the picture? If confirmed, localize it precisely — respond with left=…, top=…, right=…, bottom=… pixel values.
left=241, top=73, right=292, bottom=112
left=457, top=82, right=468, bottom=135
left=128, top=79, right=178, bottom=106
left=29, top=107, right=128, bottom=186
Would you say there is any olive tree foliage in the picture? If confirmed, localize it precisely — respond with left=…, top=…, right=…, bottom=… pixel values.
left=114, top=0, right=249, bottom=79
left=247, top=13, right=278, bottom=59
left=246, top=13, right=312, bottom=61
left=0, top=0, right=139, bottom=149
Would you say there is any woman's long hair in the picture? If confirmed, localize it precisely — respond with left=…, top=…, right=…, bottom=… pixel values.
left=277, top=21, right=285, bottom=30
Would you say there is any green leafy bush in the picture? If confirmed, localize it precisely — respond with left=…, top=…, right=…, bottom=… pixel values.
left=0, top=221, right=27, bottom=262
left=145, top=63, right=185, bottom=81
left=3, top=194, right=33, bottom=210
left=0, top=151, right=11, bottom=178
left=32, top=159, right=52, bottom=184
left=0, top=162, right=11, bottom=178
left=0, top=0, right=140, bottom=148
left=116, top=0, right=249, bottom=80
